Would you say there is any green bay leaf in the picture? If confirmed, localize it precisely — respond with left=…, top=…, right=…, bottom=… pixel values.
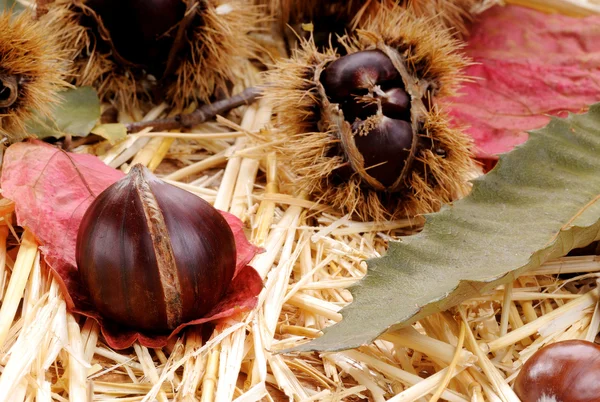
left=294, top=103, right=600, bottom=352
left=27, top=87, right=101, bottom=139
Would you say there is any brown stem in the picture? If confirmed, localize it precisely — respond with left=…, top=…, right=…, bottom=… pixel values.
left=126, top=87, right=262, bottom=133
left=0, top=75, right=19, bottom=109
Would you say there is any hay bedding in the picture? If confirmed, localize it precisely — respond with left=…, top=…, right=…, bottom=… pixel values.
left=0, top=0, right=599, bottom=401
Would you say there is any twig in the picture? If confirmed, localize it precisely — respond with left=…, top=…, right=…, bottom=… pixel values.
left=126, top=87, right=262, bottom=133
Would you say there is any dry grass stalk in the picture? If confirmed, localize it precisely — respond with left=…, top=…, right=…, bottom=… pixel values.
left=228, top=101, right=272, bottom=219
left=163, top=152, right=228, bottom=182
left=134, top=131, right=247, bottom=140
left=486, top=288, right=598, bottom=352
left=67, top=313, right=88, bottom=401
left=1, top=2, right=599, bottom=400
left=252, top=153, right=278, bottom=246
left=0, top=230, right=37, bottom=349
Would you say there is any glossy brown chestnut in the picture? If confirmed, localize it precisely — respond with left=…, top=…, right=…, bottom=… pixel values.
left=514, top=340, right=600, bottom=402
left=379, top=87, right=411, bottom=121
left=76, top=164, right=236, bottom=332
left=321, top=50, right=414, bottom=189
left=321, top=50, right=399, bottom=101
left=83, top=0, right=187, bottom=74
left=351, top=118, right=413, bottom=187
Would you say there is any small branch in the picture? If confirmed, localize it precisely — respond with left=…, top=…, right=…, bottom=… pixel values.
left=126, top=87, right=262, bottom=133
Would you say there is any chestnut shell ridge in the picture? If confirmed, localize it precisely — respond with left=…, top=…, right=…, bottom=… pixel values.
left=320, top=50, right=416, bottom=189
left=76, top=164, right=237, bottom=332
left=514, top=340, right=600, bottom=402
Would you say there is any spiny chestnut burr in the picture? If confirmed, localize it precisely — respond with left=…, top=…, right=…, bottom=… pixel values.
left=263, top=3, right=474, bottom=221
left=514, top=340, right=600, bottom=402
left=261, top=0, right=377, bottom=49
left=76, top=164, right=236, bottom=332
left=82, top=0, right=186, bottom=75
left=0, top=11, right=69, bottom=139
left=40, top=0, right=261, bottom=109
left=260, top=0, right=484, bottom=50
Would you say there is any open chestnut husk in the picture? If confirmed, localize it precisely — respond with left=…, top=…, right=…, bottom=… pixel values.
left=0, top=11, right=69, bottom=139
left=76, top=164, right=237, bottom=332
left=514, top=340, right=600, bottom=402
left=263, top=4, right=475, bottom=221
left=38, top=0, right=262, bottom=109
left=258, top=0, right=486, bottom=50
left=260, top=0, right=382, bottom=49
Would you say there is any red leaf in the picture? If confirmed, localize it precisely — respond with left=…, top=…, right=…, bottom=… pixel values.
left=1, top=140, right=124, bottom=310
left=99, top=265, right=263, bottom=349
left=221, top=210, right=263, bottom=275
left=1, top=140, right=263, bottom=349
left=447, top=5, right=600, bottom=158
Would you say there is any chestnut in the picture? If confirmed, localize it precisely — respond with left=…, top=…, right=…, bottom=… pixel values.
left=514, top=340, right=600, bottom=402
left=321, top=50, right=415, bottom=189
left=379, top=87, right=411, bottom=121
left=321, top=50, right=400, bottom=100
left=82, top=0, right=187, bottom=76
left=268, top=0, right=479, bottom=53
left=350, top=118, right=413, bottom=187
left=76, top=164, right=236, bottom=332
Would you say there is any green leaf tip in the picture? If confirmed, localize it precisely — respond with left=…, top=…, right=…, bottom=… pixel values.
left=290, top=103, right=600, bottom=353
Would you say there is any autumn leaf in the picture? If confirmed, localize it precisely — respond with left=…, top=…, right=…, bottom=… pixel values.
left=1, top=140, right=123, bottom=271
left=447, top=5, right=600, bottom=158
left=293, top=103, right=600, bottom=352
left=1, top=140, right=262, bottom=349
left=26, top=87, right=101, bottom=139
left=90, top=123, right=127, bottom=144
